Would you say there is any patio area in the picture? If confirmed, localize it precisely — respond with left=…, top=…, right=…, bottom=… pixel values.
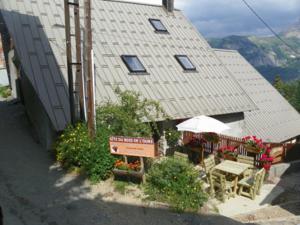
left=217, top=182, right=283, bottom=217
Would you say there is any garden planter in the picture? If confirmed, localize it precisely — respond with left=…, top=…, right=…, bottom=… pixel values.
left=113, top=168, right=145, bottom=182
left=223, top=154, right=237, bottom=161
left=245, top=146, right=261, bottom=154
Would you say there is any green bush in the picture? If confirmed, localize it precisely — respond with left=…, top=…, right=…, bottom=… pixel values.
left=145, top=157, right=207, bottom=212
left=165, top=128, right=181, bottom=148
left=96, top=88, right=166, bottom=137
left=56, top=123, right=115, bottom=182
left=56, top=89, right=167, bottom=182
left=0, top=86, right=11, bottom=98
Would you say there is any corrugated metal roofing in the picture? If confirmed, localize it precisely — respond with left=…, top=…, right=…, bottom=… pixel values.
left=0, top=0, right=256, bottom=131
left=215, top=49, right=300, bottom=143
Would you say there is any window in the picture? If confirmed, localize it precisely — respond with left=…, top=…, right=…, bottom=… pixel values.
left=174, top=55, right=196, bottom=71
left=121, top=55, right=146, bottom=73
left=149, top=19, right=168, bottom=33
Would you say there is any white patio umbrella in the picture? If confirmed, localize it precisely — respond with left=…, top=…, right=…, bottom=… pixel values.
left=176, top=115, right=231, bottom=165
left=176, top=115, right=230, bottom=134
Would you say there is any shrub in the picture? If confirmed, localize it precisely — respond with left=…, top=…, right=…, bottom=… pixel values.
left=0, top=86, right=11, bottom=98
left=56, top=123, right=116, bottom=182
left=145, top=157, right=207, bottom=212
left=56, top=89, right=167, bottom=182
left=56, top=123, right=91, bottom=167
left=81, top=128, right=116, bottom=181
left=96, top=88, right=166, bottom=138
left=165, top=128, right=181, bottom=148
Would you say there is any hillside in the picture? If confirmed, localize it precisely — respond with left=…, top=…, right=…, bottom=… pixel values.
left=209, top=20, right=300, bottom=82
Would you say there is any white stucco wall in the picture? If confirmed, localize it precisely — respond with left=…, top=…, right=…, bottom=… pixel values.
left=0, top=68, right=9, bottom=86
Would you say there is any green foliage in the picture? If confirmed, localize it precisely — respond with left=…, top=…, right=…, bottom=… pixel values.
left=273, top=75, right=300, bottom=112
left=0, top=86, right=11, bottom=98
left=96, top=88, right=166, bottom=137
left=165, top=128, right=181, bottom=148
left=56, top=89, right=167, bottom=182
left=114, top=181, right=129, bottom=194
left=56, top=123, right=115, bottom=182
left=145, top=157, right=207, bottom=212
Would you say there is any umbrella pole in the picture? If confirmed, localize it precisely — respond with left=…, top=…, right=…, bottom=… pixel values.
left=200, top=145, right=204, bottom=166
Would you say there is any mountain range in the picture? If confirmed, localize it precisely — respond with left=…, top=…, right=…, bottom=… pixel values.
left=209, top=19, right=300, bottom=83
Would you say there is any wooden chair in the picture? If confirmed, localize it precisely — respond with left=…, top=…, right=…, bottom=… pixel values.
left=238, top=168, right=265, bottom=200
left=257, top=168, right=266, bottom=195
left=209, top=171, right=235, bottom=202
left=237, top=155, right=257, bottom=177
left=237, top=155, right=255, bottom=166
left=203, top=155, right=216, bottom=182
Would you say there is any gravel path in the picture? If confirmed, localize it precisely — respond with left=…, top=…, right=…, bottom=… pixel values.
left=0, top=100, right=244, bottom=225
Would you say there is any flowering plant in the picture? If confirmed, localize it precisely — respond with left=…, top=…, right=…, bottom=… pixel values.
left=187, top=137, right=207, bottom=147
left=259, top=152, right=273, bottom=171
left=114, top=160, right=141, bottom=172
left=217, top=145, right=238, bottom=158
left=242, top=136, right=266, bottom=153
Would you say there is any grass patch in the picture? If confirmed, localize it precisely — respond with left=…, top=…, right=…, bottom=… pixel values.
left=114, top=181, right=129, bottom=194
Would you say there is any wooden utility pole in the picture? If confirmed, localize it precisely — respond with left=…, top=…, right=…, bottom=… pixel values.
left=84, top=0, right=96, bottom=137
left=64, top=0, right=75, bottom=125
left=73, top=0, right=84, bottom=119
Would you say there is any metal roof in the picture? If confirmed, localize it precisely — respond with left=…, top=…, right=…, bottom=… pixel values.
left=215, top=49, right=300, bottom=143
left=0, top=0, right=256, bottom=131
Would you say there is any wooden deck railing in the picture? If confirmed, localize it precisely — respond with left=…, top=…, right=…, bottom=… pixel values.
left=182, top=132, right=287, bottom=165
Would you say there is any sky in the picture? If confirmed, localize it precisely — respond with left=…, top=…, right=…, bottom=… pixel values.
left=122, top=0, right=300, bottom=37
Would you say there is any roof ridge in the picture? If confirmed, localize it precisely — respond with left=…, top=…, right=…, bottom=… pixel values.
left=102, top=0, right=180, bottom=11
left=213, top=48, right=239, bottom=53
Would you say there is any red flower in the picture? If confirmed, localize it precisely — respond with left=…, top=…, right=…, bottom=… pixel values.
left=263, top=163, right=271, bottom=171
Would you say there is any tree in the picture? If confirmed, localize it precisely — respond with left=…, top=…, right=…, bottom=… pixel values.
left=96, top=88, right=167, bottom=138
left=273, top=75, right=285, bottom=92
left=292, top=80, right=300, bottom=112
left=273, top=75, right=300, bottom=113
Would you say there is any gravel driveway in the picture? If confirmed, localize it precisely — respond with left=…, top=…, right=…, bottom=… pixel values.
left=0, top=100, right=245, bottom=225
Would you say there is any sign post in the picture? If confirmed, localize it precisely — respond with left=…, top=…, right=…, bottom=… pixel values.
left=109, top=136, right=157, bottom=158
left=110, top=136, right=157, bottom=182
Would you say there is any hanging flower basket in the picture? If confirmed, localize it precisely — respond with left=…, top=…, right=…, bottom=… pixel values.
left=244, top=145, right=261, bottom=154
left=243, top=136, right=265, bottom=154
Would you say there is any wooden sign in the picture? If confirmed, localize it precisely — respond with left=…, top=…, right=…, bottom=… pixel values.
left=109, top=136, right=156, bottom=158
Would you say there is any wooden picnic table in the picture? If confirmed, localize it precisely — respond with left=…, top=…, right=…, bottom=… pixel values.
left=213, top=160, right=250, bottom=195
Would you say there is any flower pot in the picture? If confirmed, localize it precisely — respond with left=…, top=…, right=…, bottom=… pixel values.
left=245, top=146, right=261, bottom=154
left=223, top=154, right=236, bottom=161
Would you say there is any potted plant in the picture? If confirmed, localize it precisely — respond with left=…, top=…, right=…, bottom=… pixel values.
left=186, top=137, right=207, bottom=148
left=217, top=146, right=238, bottom=161
left=258, top=148, right=273, bottom=171
left=242, top=136, right=266, bottom=154
left=114, top=159, right=142, bottom=172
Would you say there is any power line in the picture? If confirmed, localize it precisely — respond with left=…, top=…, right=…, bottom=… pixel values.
left=241, top=0, right=300, bottom=57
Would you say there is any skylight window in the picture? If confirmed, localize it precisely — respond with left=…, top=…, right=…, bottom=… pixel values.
left=175, top=55, right=196, bottom=71
left=149, top=19, right=168, bottom=33
left=121, top=55, right=146, bottom=73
